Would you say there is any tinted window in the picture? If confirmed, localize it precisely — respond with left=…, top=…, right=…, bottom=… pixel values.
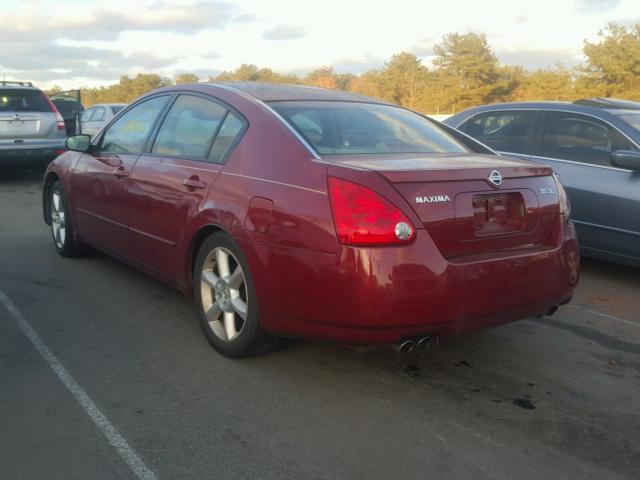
left=461, top=111, right=536, bottom=154
left=101, top=95, right=169, bottom=154
left=209, top=112, right=246, bottom=164
left=92, top=107, right=106, bottom=122
left=271, top=101, right=468, bottom=155
left=542, top=112, right=636, bottom=166
left=0, top=89, right=50, bottom=113
left=152, top=95, right=227, bottom=159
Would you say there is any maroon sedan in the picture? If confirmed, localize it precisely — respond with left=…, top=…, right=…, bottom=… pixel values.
left=43, top=83, right=579, bottom=357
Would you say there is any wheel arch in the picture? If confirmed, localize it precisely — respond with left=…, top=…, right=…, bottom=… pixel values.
left=186, top=223, right=228, bottom=293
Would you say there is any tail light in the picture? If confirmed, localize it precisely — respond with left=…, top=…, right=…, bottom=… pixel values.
left=42, top=94, right=67, bottom=131
left=328, top=176, right=415, bottom=245
left=553, top=174, right=571, bottom=222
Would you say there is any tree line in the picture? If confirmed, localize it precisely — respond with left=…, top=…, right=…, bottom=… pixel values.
left=47, top=22, right=640, bottom=114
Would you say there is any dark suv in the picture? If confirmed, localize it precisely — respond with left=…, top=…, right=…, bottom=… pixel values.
left=0, top=81, right=67, bottom=167
left=445, top=99, right=640, bottom=268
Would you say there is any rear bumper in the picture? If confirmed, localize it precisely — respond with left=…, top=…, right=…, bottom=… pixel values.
left=245, top=222, right=580, bottom=344
left=0, top=143, right=65, bottom=167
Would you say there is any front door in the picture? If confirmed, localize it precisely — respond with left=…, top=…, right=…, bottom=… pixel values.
left=72, top=95, right=171, bottom=255
left=535, top=111, right=640, bottom=262
left=127, top=93, right=247, bottom=282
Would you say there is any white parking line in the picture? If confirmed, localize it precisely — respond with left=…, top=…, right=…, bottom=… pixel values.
left=0, top=289, right=157, bottom=480
left=566, top=304, right=640, bottom=327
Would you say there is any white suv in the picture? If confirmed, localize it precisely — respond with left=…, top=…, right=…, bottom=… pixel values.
left=0, top=81, right=66, bottom=167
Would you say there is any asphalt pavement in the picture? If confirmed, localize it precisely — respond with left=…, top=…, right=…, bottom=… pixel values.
left=1, top=167, right=639, bottom=480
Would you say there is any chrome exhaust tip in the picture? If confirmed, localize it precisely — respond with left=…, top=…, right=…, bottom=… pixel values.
left=416, top=336, right=432, bottom=351
left=393, top=340, right=415, bottom=354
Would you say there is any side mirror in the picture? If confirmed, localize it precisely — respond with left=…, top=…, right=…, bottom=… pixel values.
left=611, top=150, right=640, bottom=170
left=65, top=134, right=92, bottom=152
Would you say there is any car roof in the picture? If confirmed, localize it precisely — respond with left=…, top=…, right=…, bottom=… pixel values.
left=0, top=81, right=40, bottom=91
left=445, top=100, right=639, bottom=124
left=89, top=103, right=127, bottom=107
left=212, top=81, right=390, bottom=105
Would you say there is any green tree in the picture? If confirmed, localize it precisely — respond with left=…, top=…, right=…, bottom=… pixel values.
left=305, top=67, right=339, bottom=89
left=175, top=73, right=199, bottom=84
left=580, top=22, right=640, bottom=99
left=512, top=65, right=576, bottom=101
left=377, top=52, right=430, bottom=110
left=432, top=32, right=517, bottom=112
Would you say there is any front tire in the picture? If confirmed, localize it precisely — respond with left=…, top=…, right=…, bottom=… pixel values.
left=194, top=232, right=280, bottom=358
left=49, top=181, right=84, bottom=257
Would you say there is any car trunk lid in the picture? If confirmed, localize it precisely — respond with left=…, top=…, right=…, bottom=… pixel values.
left=333, top=153, right=560, bottom=258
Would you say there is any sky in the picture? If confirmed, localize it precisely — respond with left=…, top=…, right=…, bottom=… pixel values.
left=1, top=0, right=638, bottom=90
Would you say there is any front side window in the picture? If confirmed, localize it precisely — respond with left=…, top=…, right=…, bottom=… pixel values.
left=152, top=95, right=227, bottom=159
left=101, top=95, right=169, bottom=155
left=461, top=110, right=536, bottom=154
left=271, top=101, right=469, bottom=155
left=542, top=112, right=636, bottom=166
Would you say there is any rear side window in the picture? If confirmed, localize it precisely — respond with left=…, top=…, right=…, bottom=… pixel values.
left=111, top=105, right=125, bottom=115
left=271, top=101, right=468, bottom=155
left=101, top=95, right=169, bottom=154
left=81, top=108, right=94, bottom=121
left=542, top=112, right=636, bottom=166
left=209, top=112, right=246, bottom=164
left=0, top=89, right=50, bottom=113
left=92, top=107, right=106, bottom=122
left=152, top=95, right=227, bottom=159
left=461, top=111, right=536, bottom=154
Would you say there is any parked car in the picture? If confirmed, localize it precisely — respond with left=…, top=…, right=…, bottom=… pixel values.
left=80, top=103, right=126, bottom=137
left=0, top=81, right=66, bottom=167
left=43, top=83, right=579, bottom=358
left=444, top=99, right=640, bottom=268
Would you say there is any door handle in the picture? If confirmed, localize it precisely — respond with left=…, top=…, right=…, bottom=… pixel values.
left=183, top=177, right=207, bottom=189
left=113, top=167, right=129, bottom=178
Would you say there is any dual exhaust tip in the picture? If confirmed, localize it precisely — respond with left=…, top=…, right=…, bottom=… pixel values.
left=393, top=336, right=431, bottom=354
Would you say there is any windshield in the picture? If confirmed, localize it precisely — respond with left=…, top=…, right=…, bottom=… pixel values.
left=0, top=89, right=50, bottom=113
left=618, top=114, right=640, bottom=133
left=270, top=101, right=469, bottom=155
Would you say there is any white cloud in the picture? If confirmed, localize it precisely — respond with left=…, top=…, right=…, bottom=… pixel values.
left=1, top=0, right=638, bottom=90
left=262, top=24, right=306, bottom=41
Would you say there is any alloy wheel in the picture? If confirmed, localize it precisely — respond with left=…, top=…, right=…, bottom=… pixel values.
left=200, top=247, right=248, bottom=342
left=51, top=191, right=66, bottom=249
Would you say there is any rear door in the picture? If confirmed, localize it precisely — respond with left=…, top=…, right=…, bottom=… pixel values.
left=72, top=94, right=171, bottom=255
left=127, top=93, right=247, bottom=281
left=533, top=111, right=640, bottom=262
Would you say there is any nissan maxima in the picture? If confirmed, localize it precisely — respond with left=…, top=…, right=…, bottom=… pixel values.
left=43, top=82, right=579, bottom=357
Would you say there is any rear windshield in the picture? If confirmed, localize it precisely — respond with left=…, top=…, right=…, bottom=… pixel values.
left=618, top=114, right=640, bottom=133
left=0, top=89, right=50, bottom=113
left=270, top=101, right=469, bottom=155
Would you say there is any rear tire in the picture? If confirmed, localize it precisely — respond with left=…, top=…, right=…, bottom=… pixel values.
left=193, top=232, right=280, bottom=358
left=49, top=181, right=84, bottom=257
